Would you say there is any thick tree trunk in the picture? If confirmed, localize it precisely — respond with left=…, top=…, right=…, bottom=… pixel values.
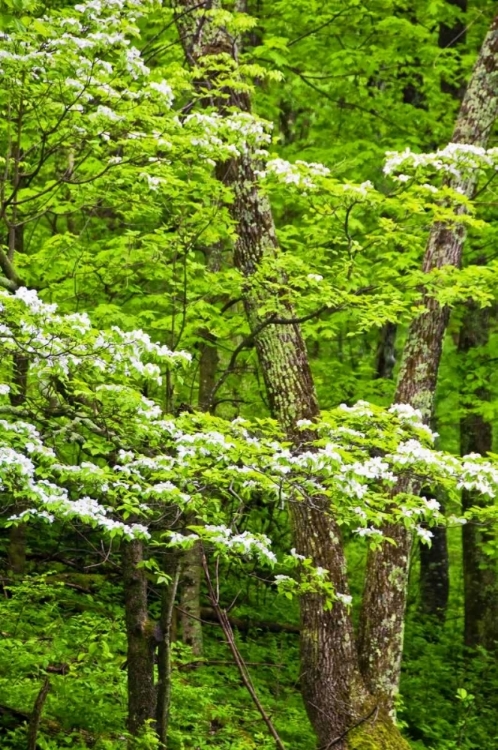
left=122, top=540, right=156, bottom=737
left=174, top=5, right=411, bottom=747
left=226, top=153, right=408, bottom=747
left=358, top=13, right=498, bottom=710
left=458, top=302, right=498, bottom=650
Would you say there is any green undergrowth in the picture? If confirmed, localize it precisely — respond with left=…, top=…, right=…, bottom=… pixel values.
left=2, top=562, right=498, bottom=749
left=0, top=574, right=314, bottom=750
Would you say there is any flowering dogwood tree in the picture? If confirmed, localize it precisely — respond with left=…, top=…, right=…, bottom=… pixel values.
left=2, top=285, right=498, bottom=740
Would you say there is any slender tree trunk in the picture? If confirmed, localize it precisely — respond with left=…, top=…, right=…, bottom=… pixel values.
left=417, top=0, right=468, bottom=622
left=179, top=245, right=222, bottom=655
left=179, top=541, right=203, bottom=655
left=122, top=540, right=156, bottom=737
left=7, top=350, right=29, bottom=575
left=419, top=504, right=449, bottom=622
left=375, top=322, right=397, bottom=380
left=458, top=302, right=498, bottom=650
left=156, top=554, right=181, bottom=747
left=6, top=222, right=28, bottom=576
left=358, top=13, right=498, bottom=710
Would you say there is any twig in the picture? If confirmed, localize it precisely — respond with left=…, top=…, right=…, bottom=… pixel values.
left=201, top=552, right=287, bottom=750
left=27, top=677, right=51, bottom=750
left=317, top=704, right=379, bottom=750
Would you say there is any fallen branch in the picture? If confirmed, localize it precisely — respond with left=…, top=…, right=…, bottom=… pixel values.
left=198, top=607, right=300, bottom=634
left=178, top=659, right=284, bottom=671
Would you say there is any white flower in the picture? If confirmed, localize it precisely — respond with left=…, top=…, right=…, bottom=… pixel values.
left=354, top=526, right=383, bottom=538
left=149, top=80, right=174, bottom=107
left=415, top=525, right=433, bottom=544
left=336, top=592, right=353, bottom=606
left=290, top=548, right=306, bottom=561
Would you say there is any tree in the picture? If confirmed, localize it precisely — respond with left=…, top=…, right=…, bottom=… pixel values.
left=171, top=1, right=498, bottom=745
left=358, top=11, right=498, bottom=710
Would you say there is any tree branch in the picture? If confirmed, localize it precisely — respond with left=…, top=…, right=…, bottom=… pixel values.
left=202, top=552, right=287, bottom=750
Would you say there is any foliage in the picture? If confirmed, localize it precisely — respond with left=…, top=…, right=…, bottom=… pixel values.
left=1, top=0, right=498, bottom=749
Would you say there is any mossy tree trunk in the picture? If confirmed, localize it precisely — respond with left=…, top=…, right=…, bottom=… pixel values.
left=174, top=4, right=411, bottom=748
left=122, top=540, right=157, bottom=737
left=358, top=13, right=498, bottom=711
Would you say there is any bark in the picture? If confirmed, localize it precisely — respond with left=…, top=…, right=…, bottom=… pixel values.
left=439, top=0, right=468, bottom=98
left=27, top=678, right=51, bottom=750
left=7, top=351, right=29, bottom=575
left=122, top=540, right=156, bottom=737
left=179, top=542, right=203, bottom=655
left=458, top=302, right=498, bottom=650
left=375, top=322, right=397, bottom=380
left=417, top=0, right=468, bottom=623
left=358, top=13, right=498, bottom=711
left=156, top=555, right=181, bottom=747
left=419, top=512, right=449, bottom=622
left=174, top=4, right=410, bottom=748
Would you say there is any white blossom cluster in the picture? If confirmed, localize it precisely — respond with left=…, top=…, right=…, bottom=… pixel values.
left=183, top=111, right=273, bottom=159
left=0, top=288, right=189, bottom=385
left=257, top=158, right=330, bottom=188
left=0, top=0, right=153, bottom=84
left=0, top=0, right=285, bottom=197
left=384, top=143, right=498, bottom=184
left=341, top=180, right=374, bottom=197
left=168, top=526, right=277, bottom=564
left=1, top=293, right=498, bottom=558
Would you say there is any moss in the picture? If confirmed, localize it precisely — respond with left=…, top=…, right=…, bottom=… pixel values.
left=348, top=717, right=411, bottom=750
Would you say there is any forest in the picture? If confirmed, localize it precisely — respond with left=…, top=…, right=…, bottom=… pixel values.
left=2, top=0, right=498, bottom=748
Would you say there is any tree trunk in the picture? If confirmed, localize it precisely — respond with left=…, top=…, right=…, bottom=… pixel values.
left=178, top=245, right=223, bottom=655
left=419, top=508, right=449, bottom=622
left=122, top=540, right=156, bottom=737
left=156, top=554, right=181, bottom=747
left=417, top=0, right=469, bottom=623
left=7, top=351, right=29, bottom=575
left=174, top=5, right=411, bottom=748
left=375, top=322, right=397, bottom=380
left=179, top=540, right=203, bottom=656
left=358, top=12, right=498, bottom=711
left=458, top=302, right=498, bottom=650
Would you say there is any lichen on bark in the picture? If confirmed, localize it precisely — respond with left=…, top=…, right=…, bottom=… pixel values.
left=359, top=10, right=498, bottom=711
